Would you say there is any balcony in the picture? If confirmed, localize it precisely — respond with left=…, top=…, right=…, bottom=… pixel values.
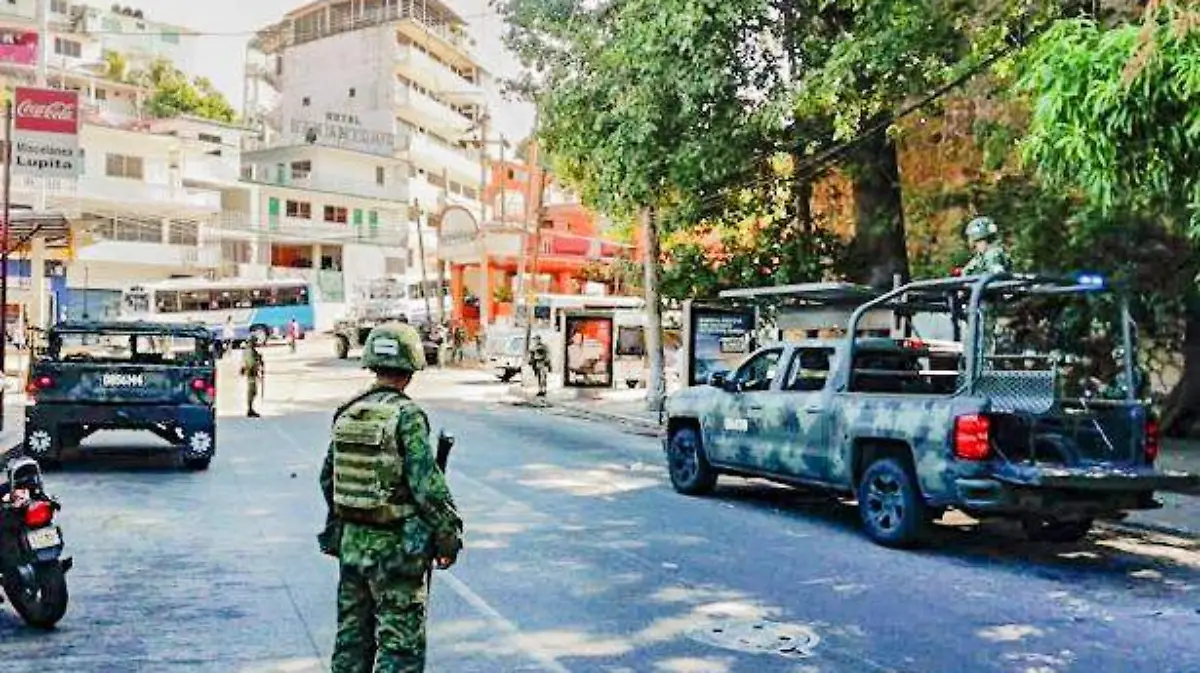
left=394, top=84, right=472, bottom=137
left=281, top=172, right=401, bottom=202
left=181, top=153, right=241, bottom=187
left=405, top=133, right=480, bottom=184
left=394, top=44, right=484, bottom=106
left=75, top=241, right=221, bottom=269
left=5, top=173, right=221, bottom=216
left=212, top=213, right=408, bottom=248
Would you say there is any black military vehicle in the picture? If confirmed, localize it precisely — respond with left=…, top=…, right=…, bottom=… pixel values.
left=23, top=321, right=217, bottom=470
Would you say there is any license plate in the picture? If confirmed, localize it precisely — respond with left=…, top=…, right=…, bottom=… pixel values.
left=102, top=373, right=145, bottom=387
left=26, top=527, right=61, bottom=550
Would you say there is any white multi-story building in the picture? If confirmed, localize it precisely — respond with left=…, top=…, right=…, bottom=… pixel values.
left=0, top=2, right=228, bottom=326
left=243, top=0, right=491, bottom=321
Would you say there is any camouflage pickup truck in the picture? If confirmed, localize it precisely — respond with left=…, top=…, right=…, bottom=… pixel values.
left=664, top=273, right=1199, bottom=548
left=23, top=321, right=217, bottom=471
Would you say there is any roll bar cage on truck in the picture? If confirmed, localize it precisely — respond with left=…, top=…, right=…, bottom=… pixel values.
left=663, top=272, right=1200, bottom=548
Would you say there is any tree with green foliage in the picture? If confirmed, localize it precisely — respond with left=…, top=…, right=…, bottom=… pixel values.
left=497, top=0, right=775, bottom=410
left=130, top=57, right=237, bottom=123
left=1014, top=1, right=1200, bottom=435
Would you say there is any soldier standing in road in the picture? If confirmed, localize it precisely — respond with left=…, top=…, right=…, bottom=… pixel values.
left=241, top=336, right=264, bottom=418
left=319, top=322, right=463, bottom=672
left=529, top=335, right=551, bottom=397
left=961, top=216, right=1012, bottom=276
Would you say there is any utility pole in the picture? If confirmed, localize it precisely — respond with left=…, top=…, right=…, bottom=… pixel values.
left=0, top=100, right=12, bottom=433
left=520, top=138, right=547, bottom=372
left=413, top=199, right=432, bottom=322
left=436, top=168, right=448, bottom=324
left=514, top=110, right=538, bottom=333
left=475, top=108, right=490, bottom=329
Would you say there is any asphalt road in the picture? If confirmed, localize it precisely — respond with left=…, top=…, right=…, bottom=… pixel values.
left=2, top=340, right=1199, bottom=672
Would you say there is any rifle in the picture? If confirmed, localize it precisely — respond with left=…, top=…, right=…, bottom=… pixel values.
left=426, top=430, right=456, bottom=591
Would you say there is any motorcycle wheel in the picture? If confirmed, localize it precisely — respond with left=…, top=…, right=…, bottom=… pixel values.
left=3, top=564, right=68, bottom=629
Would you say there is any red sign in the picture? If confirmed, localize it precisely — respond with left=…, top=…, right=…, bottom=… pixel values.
left=0, top=31, right=37, bottom=66
left=14, top=87, right=79, bottom=135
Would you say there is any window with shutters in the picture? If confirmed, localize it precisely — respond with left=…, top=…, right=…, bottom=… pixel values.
left=323, top=205, right=348, bottom=223
left=53, top=38, right=81, bottom=57
left=105, top=154, right=144, bottom=180
left=285, top=200, right=311, bottom=219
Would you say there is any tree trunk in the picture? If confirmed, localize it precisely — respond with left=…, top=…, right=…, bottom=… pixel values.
left=1162, top=297, right=1200, bottom=438
left=642, top=207, right=666, bottom=412
left=849, top=128, right=910, bottom=289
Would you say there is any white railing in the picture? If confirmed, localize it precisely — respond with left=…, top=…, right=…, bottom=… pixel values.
left=5, top=173, right=221, bottom=212
left=406, top=134, right=480, bottom=183
left=394, top=85, right=472, bottom=133
left=395, top=44, right=483, bottom=103
left=212, top=212, right=408, bottom=247
left=181, top=153, right=241, bottom=185
left=283, top=173, right=401, bottom=202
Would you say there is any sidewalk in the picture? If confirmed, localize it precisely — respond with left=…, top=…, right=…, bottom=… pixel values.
left=519, top=386, right=1200, bottom=537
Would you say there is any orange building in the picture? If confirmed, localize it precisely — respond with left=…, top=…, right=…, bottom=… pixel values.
left=439, top=160, right=640, bottom=334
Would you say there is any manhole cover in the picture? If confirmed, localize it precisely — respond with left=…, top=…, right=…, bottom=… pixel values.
left=686, top=618, right=820, bottom=659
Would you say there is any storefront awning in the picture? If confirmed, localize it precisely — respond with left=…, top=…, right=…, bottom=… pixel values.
left=3, top=210, right=72, bottom=252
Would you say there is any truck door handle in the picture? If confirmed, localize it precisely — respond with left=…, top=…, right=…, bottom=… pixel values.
left=803, top=407, right=821, bottom=413
left=747, top=405, right=763, bottom=411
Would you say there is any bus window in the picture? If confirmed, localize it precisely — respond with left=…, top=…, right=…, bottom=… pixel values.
left=153, top=290, right=179, bottom=313
left=278, top=286, right=309, bottom=306
left=180, top=291, right=211, bottom=312
left=248, top=289, right=269, bottom=308
left=125, top=291, right=150, bottom=314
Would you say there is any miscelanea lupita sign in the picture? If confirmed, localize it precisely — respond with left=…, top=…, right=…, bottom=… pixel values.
left=11, top=87, right=82, bottom=179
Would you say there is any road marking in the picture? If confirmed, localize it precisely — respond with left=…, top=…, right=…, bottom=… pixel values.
left=439, top=570, right=574, bottom=673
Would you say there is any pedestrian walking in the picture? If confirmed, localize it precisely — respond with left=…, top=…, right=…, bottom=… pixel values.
left=318, top=322, right=463, bottom=672
left=222, top=316, right=235, bottom=358
left=529, top=335, right=551, bottom=397
left=287, top=318, right=299, bottom=353
left=241, top=336, right=264, bottom=418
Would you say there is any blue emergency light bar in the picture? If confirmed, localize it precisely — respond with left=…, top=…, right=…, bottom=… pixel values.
left=1075, top=272, right=1106, bottom=288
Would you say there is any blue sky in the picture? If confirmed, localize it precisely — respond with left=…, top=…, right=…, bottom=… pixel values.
left=120, top=0, right=534, bottom=140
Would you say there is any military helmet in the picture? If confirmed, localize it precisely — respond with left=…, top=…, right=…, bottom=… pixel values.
left=965, top=216, right=999, bottom=243
left=361, top=322, right=426, bottom=373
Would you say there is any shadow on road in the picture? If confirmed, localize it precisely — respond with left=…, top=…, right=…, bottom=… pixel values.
left=713, top=479, right=1200, bottom=597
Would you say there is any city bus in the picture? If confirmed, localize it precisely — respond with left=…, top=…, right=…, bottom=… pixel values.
left=120, top=278, right=315, bottom=344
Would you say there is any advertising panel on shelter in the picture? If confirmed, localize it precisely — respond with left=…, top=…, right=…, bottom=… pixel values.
left=563, top=312, right=614, bottom=388
left=686, top=304, right=756, bottom=386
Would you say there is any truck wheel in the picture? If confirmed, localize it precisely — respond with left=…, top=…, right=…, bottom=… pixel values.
left=498, top=369, right=516, bottom=382
left=667, top=426, right=718, bottom=496
left=24, top=427, right=61, bottom=469
left=181, top=427, right=215, bottom=471
left=335, top=336, right=350, bottom=360
left=857, top=457, right=929, bottom=548
left=1023, top=518, right=1093, bottom=544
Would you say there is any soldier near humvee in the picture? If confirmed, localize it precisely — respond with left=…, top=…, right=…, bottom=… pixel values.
left=241, top=336, right=263, bottom=418
left=319, top=322, right=463, bottom=672
left=961, top=216, right=1012, bottom=276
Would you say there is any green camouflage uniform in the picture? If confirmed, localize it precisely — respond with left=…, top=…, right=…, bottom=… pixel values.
left=961, top=217, right=1012, bottom=362
left=319, top=323, right=463, bottom=673
left=242, top=342, right=263, bottom=415
left=962, top=245, right=1013, bottom=276
left=530, top=338, right=551, bottom=396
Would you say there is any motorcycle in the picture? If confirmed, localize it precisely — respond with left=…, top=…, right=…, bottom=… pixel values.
left=0, top=455, right=71, bottom=629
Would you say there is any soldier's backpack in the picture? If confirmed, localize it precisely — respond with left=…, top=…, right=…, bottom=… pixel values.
left=330, top=391, right=418, bottom=525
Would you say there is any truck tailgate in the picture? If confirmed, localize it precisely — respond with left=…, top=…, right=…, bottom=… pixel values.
left=995, top=463, right=1200, bottom=495
left=30, top=362, right=209, bottom=405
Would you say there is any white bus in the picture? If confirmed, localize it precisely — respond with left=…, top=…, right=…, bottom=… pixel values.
left=121, top=278, right=315, bottom=344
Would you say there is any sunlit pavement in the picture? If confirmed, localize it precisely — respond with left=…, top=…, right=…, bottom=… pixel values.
left=3, top=338, right=1199, bottom=672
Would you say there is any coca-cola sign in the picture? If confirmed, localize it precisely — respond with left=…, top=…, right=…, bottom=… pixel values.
left=14, top=87, right=79, bottom=135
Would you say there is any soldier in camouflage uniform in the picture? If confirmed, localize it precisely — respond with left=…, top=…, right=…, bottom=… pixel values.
left=529, top=335, right=551, bottom=397
left=319, top=322, right=463, bottom=673
left=961, top=216, right=1012, bottom=276
left=241, top=337, right=264, bottom=418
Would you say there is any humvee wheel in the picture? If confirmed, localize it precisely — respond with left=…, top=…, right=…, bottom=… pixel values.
left=667, top=426, right=717, bottom=496
left=24, top=427, right=61, bottom=469
left=858, top=458, right=929, bottom=548
left=183, top=457, right=211, bottom=471
left=335, top=336, right=350, bottom=360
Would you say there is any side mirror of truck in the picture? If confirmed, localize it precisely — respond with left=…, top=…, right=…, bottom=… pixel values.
left=707, top=371, right=728, bottom=389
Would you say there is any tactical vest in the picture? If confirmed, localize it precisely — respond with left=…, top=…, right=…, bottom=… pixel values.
left=331, top=392, right=418, bottom=525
